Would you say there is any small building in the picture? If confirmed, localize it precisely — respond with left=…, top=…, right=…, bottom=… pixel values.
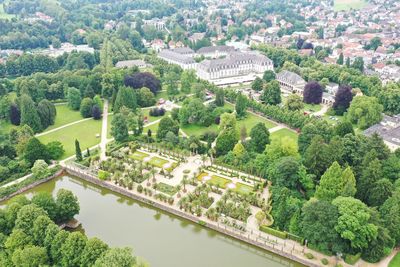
left=326, top=82, right=339, bottom=95
left=276, top=70, right=306, bottom=93
left=364, top=114, right=400, bottom=151
left=197, top=45, right=235, bottom=58
left=158, top=49, right=197, bottom=70
left=115, top=60, right=147, bottom=69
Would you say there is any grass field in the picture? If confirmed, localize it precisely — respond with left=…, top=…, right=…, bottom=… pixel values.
left=38, top=119, right=102, bottom=159
left=303, top=103, right=321, bottom=113
left=271, top=128, right=299, bottom=143
left=334, top=0, right=367, bottom=11
left=45, top=104, right=83, bottom=131
left=234, top=183, right=253, bottom=195
left=130, top=151, right=150, bottom=161
left=156, top=182, right=178, bottom=196
left=143, top=121, right=159, bottom=135
left=149, top=157, right=169, bottom=168
left=197, top=172, right=231, bottom=188
left=0, top=120, right=17, bottom=135
left=389, top=252, right=400, bottom=267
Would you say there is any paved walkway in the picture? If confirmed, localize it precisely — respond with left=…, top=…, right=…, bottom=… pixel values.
left=312, top=104, right=329, bottom=117
left=99, top=99, right=109, bottom=161
left=268, top=125, right=285, bottom=133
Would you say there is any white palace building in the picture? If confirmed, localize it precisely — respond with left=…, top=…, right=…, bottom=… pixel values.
left=157, top=45, right=274, bottom=86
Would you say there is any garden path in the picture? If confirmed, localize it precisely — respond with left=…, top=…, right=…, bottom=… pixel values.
left=99, top=99, right=109, bottom=161
left=312, top=104, right=329, bottom=117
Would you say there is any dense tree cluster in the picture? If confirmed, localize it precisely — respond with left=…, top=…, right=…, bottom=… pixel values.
left=0, top=190, right=138, bottom=266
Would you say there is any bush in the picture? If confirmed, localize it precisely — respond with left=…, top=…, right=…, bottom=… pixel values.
left=137, top=184, right=143, bottom=193
left=149, top=107, right=166, bottom=117
left=198, top=220, right=206, bottom=226
left=344, top=253, right=361, bottom=265
left=98, top=170, right=110, bottom=181
left=287, top=233, right=304, bottom=245
left=304, top=253, right=314, bottom=259
left=321, top=258, right=329, bottom=265
left=259, top=225, right=287, bottom=239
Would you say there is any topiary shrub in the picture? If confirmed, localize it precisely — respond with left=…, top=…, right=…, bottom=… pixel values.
left=304, top=253, right=314, bottom=259
left=98, top=170, right=110, bottom=181
left=321, top=258, right=329, bottom=265
left=137, top=184, right=143, bottom=193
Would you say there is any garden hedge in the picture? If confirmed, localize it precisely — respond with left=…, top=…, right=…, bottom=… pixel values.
left=259, top=225, right=287, bottom=239
left=287, top=232, right=305, bottom=245
left=344, top=253, right=361, bottom=265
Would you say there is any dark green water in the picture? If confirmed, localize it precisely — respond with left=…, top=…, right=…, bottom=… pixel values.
left=2, top=175, right=303, bottom=267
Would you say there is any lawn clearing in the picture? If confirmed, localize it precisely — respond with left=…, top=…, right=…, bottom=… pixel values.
left=389, top=252, right=400, bottom=267
left=148, top=157, right=169, bottom=168
left=130, top=151, right=150, bottom=161
left=197, top=172, right=231, bottom=188
left=45, top=104, right=83, bottom=131
left=156, top=182, right=178, bottom=196
left=0, top=120, right=17, bottom=135
left=0, top=3, right=15, bottom=19
left=302, top=103, right=321, bottom=113
left=233, top=183, right=253, bottom=195
left=271, top=128, right=299, bottom=143
left=181, top=123, right=219, bottom=137
left=143, top=121, right=159, bottom=134
left=142, top=109, right=169, bottom=123
left=38, top=119, right=102, bottom=159
left=334, top=0, right=367, bottom=11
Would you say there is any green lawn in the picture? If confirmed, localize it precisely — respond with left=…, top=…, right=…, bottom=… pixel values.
left=156, top=182, right=178, bottom=196
left=143, top=121, right=159, bottom=134
left=0, top=120, right=17, bottom=135
left=389, top=252, right=400, bottom=267
left=234, top=183, right=253, bottom=195
left=334, top=0, right=367, bottom=11
left=197, top=172, right=231, bottom=188
left=45, top=104, right=83, bottom=131
left=302, top=103, right=321, bottom=113
left=38, top=119, right=102, bottom=159
left=130, top=151, right=150, bottom=161
left=323, top=113, right=344, bottom=125
left=181, top=123, right=219, bottom=136
left=271, top=128, right=299, bottom=143
left=149, top=157, right=169, bottom=168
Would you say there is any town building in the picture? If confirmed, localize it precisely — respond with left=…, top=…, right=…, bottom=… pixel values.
left=158, top=49, right=197, bottom=70
left=197, top=45, right=235, bottom=58
left=115, top=60, right=148, bottom=69
left=364, top=114, right=400, bottom=151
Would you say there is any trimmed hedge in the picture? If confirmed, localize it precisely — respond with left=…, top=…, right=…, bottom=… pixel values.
left=259, top=225, right=287, bottom=239
left=321, top=258, right=329, bottom=265
left=98, top=170, right=110, bottom=181
left=344, top=253, right=361, bottom=265
left=287, top=232, right=305, bottom=245
left=304, top=253, right=314, bottom=259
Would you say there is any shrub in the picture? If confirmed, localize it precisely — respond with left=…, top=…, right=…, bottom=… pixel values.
left=287, top=233, right=305, bottom=245
left=344, top=253, right=361, bottom=265
left=198, top=220, right=206, bottom=226
left=259, top=225, right=287, bottom=239
left=137, top=184, right=143, bottom=193
left=321, top=258, right=329, bottom=265
left=305, top=253, right=314, bottom=259
left=149, top=107, right=166, bottom=117
left=98, top=170, right=110, bottom=181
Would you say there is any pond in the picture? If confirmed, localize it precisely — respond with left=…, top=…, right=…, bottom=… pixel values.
left=2, top=175, right=304, bottom=267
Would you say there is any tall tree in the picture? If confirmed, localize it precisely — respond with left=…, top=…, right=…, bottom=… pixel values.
left=156, top=117, right=179, bottom=140
left=75, top=139, right=83, bottom=161
left=249, top=123, right=270, bottom=153
left=333, top=85, right=353, bottom=115
left=20, top=95, right=42, bottom=133
left=235, top=93, right=247, bottom=117
left=23, top=137, right=50, bottom=165
left=251, top=77, right=264, bottom=91
left=215, top=88, right=225, bottom=107
left=261, top=80, right=281, bottom=105
left=10, top=103, right=21, bottom=125
left=111, top=114, right=129, bottom=142
left=347, top=96, right=383, bottom=130
left=113, top=87, right=137, bottom=113
left=303, top=81, right=323, bottom=104
left=37, top=100, right=56, bottom=129
left=67, top=87, right=82, bottom=111
left=263, top=70, right=276, bottom=82
left=80, top=98, right=94, bottom=118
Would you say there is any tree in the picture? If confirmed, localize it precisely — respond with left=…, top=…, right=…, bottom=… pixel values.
left=334, top=121, right=354, bottom=137
left=251, top=77, right=264, bottom=91
left=24, top=137, right=50, bottom=165
left=333, top=85, right=353, bottom=115
left=303, top=81, right=323, bottom=104
left=80, top=238, right=109, bottom=267
left=219, top=112, right=236, bottom=130
left=50, top=230, right=69, bottom=263
left=92, top=105, right=102, bottom=120
left=15, top=204, right=47, bottom=236
left=361, top=226, right=394, bottom=263
left=268, top=156, right=304, bottom=190
left=215, top=129, right=238, bottom=156
left=380, top=190, right=400, bottom=245
left=5, top=229, right=32, bottom=253
left=75, top=139, right=83, bottom=161
left=12, top=245, right=48, bottom=266
left=351, top=57, right=364, bottom=72
left=264, top=137, right=299, bottom=162
left=347, top=96, right=383, bottom=129
left=84, top=84, right=95, bottom=98
left=94, top=247, right=136, bottom=267
left=156, top=117, right=179, bottom=140
left=300, top=200, right=344, bottom=254
left=235, top=93, right=247, bottom=117
left=113, top=86, right=137, bottom=113
left=10, top=103, right=20, bottom=125
left=367, top=37, right=382, bottom=51
left=368, top=178, right=393, bottom=207
left=20, top=95, right=42, bottom=133
left=303, top=135, right=334, bottom=178
left=233, top=141, right=245, bottom=159
left=261, top=80, right=281, bottom=105
left=67, top=87, right=82, bottom=110
left=263, top=70, right=276, bottom=82
left=31, top=160, right=48, bottom=178
left=56, top=189, right=80, bottom=223
left=249, top=123, right=270, bottom=153
left=80, top=97, right=94, bottom=118
left=31, top=192, right=57, bottom=221
left=137, top=87, right=155, bottom=107
left=111, top=114, right=129, bottom=143
left=37, top=99, right=56, bottom=129
left=61, top=232, right=87, bottom=266
left=332, top=196, right=378, bottom=250
left=315, top=162, right=356, bottom=201
left=180, top=70, right=196, bottom=93
left=32, top=215, right=53, bottom=246
left=337, top=53, right=344, bottom=65
left=298, top=120, right=332, bottom=154
left=124, top=72, right=161, bottom=94
left=215, top=88, right=225, bottom=107
left=285, top=94, right=304, bottom=111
